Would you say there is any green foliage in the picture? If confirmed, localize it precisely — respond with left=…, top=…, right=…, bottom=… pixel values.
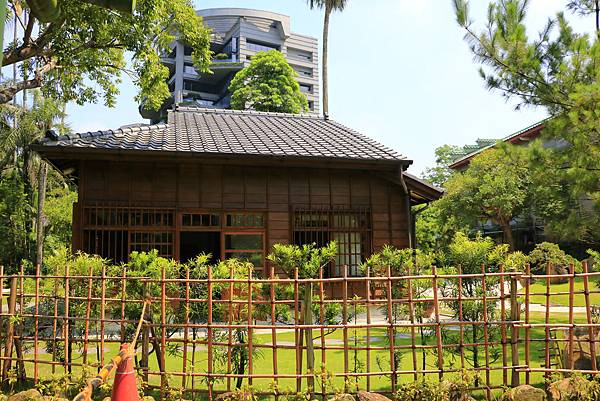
left=0, top=169, right=31, bottom=272
left=229, top=50, right=309, bottom=113
left=454, top=0, right=600, bottom=245
left=394, top=373, right=473, bottom=401
left=422, top=144, right=460, bottom=188
left=441, top=233, right=508, bottom=375
left=446, top=232, right=508, bottom=274
left=415, top=202, right=467, bottom=255
left=504, top=251, right=527, bottom=272
left=438, top=146, right=531, bottom=249
left=528, top=241, right=582, bottom=274
left=0, top=91, right=75, bottom=272
left=268, top=242, right=337, bottom=279
left=3, top=0, right=212, bottom=109
left=43, top=185, right=77, bottom=253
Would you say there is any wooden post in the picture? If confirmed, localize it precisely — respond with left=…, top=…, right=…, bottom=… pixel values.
left=160, top=263, right=167, bottom=398
left=304, top=278, right=315, bottom=397
left=33, top=264, right=41, bottom=383
left=141, top=281, right=150, bottom=385
left=342, top=265, right=349, bottom=394
left=247, top=265, right=253, bottom=388
left=2, top=277, right=18, bottom=382
left=568, top=263, right=575, bottom=371
left=270, top=265, right=279, bottom=401
left=385, top=265, right=396, bottom=392
left=431, top=265, right=444, bottom=381
left=207, top=264, right=214, bottom=399
left=583, top=261, right=597, bottom=371
left=64, top=263, right=70, bottom=374
left=510, top=274, right=521, bottom=387
left=481, top=265, right=491, bottom=400
left=14, top=266, right=26, bottom=381
left=524, top=264, right=531, bottom=384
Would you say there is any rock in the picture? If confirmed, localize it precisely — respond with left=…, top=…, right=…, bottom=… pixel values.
left=550, top=265, right=569, bottom=284
left=328, top=395, right=355, bottom=401
left=548, top=377, right=598, bottom=401
left=357, top=391, right=391, bottom=401
left=42, top=397, right=68, bottom=401
left=142, top=397, right=155, bottom=401
left=7, top=390, right=43, bottom=401
left=500, top=385, right=546, bottom=401
left=438, top=380, right=475, bottom=401
left=215, top=391, right=253, bottom=401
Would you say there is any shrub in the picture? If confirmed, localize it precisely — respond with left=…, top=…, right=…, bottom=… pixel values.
left=504, top=251, right=527, bottom=272
left=528, top=242, right=581, bottom=274
left=446, top=232, right=508, bottom=274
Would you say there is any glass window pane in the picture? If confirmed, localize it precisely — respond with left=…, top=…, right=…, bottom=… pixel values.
left=225, top=234, right=263, bottom=250
left=225, top=252, right=263, bottom=267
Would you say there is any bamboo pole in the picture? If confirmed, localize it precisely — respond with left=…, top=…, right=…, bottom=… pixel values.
left=583, top=261, right=597, bottom=371
left=1, top=277, right=17, bottom=382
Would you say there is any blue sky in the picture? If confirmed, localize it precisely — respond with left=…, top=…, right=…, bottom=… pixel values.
left=66, top=0, right=584, bottom=175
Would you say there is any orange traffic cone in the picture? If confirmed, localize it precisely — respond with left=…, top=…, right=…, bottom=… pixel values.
left=111, top=344, right=140, bottom=401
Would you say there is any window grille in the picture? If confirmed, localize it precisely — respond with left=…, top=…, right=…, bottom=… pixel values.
left=292, top=208, right=371, bottom=277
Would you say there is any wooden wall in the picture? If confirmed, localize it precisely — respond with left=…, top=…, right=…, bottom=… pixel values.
left=78, top=160, right=410, bottom=253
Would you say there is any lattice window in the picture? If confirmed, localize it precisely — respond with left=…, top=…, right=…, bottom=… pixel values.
left=130, top=232, right=174, bottom=258
left=81, top=206, right=175, bottom=261
left=293, top=208, right=371, bottom=277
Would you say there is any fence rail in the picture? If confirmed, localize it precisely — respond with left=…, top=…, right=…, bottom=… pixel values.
left=1, top=262, right=600, bottom=399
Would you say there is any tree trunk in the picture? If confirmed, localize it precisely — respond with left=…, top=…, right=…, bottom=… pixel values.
left=500, top=220, right=516, bottom=251
left=472, top=324, right=479, bottom=387
left=322, top=6, right=331, bottom=115
left=235, top=329, right=246, bottom=389
left=594, top=0, right=600, bottom=34
left=35, top=162, right=48, bottom=269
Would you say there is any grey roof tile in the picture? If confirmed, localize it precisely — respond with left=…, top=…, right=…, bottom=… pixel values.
left=37, top=107, right=406, bottom=162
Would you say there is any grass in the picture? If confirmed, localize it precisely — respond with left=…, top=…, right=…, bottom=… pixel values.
left=519, top=277, right=600, bottom=307
left=15, top=310, right=588, bottom=399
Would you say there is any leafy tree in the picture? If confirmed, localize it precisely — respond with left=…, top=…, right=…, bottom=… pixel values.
left=453, top=0, right=600, bottom=245
left=267, top=242, right=337, bottom=397
left=440, top=233, right=508, bottom=384
left=422, top=144, right=461, bottom=188
left=528, top=241, right=581, bottom=274
left=438, top=146, right=530, bottom=250
left=0, top=91, right=71, bottom=271
left=1, top=0, right=211, bottom=110
left=363, top=246, right=436, bottom=384
left=306, top=0, right=348, bottom=115
left=415, top=202, right=467, bottom=255
left=229, top=50, right=308, bottom=113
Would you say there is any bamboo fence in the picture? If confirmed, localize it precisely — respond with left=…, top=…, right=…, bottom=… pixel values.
left=1, top=262, right=600, bottom=400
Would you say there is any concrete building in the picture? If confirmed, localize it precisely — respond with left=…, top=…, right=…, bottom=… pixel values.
left=140, top=8, right=320, bottom=122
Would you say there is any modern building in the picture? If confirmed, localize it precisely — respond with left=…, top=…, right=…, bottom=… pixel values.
left=140, top=8, right=320, bottom=122
left=34, top=106, right=442, bottom=297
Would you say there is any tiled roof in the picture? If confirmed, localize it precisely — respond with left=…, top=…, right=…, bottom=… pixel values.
left=449, top=118, right=549, bottom=168
left=38, top=107, right=406, bottom=163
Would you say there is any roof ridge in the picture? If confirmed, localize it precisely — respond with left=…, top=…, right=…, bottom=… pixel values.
left=38, top=123, right=170, bottom=144
left=172, top=105, right=323, bottom=120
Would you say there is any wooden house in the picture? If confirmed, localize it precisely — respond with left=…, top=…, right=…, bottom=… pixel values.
left=33, top=107, right=442, bottom=296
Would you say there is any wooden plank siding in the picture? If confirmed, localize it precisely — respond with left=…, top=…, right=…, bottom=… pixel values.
left=75, top=160, right=410, bottom=296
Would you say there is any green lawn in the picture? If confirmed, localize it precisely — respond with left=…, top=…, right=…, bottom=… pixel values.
left=519, top=277, right=600, bottom=307
left=17, top=311, right=586, bottom=399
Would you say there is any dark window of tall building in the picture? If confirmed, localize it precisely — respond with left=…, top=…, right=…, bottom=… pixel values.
left=300, top=84, right=312, bottom=94
left=246, top=40, right=280, bottom=53
left=184, top=45, right=193, bottom=56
